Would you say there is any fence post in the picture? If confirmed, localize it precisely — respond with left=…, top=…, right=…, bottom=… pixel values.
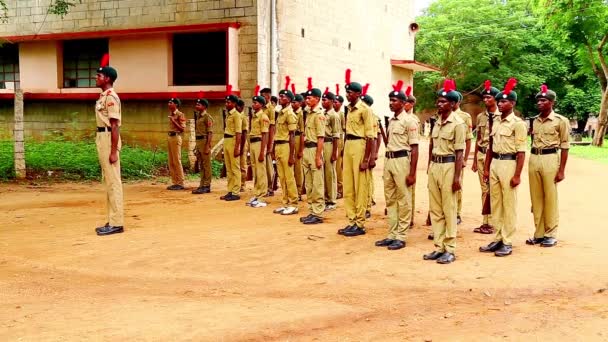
left=13, top=89, right=26, bottom=179
left=187, top=118, right=196, bottom=171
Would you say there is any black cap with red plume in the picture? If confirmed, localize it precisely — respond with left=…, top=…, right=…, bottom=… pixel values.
left=322, top=86, right=336, bottom=101
left=496, top=78, right=518, bottom=101
left=225, top=84, right=238, bottom=102
left=344, top=68, right=363, bottom=92
left=535, top=83, right=557, bottom=100
left=97, top=53, right=117, bottom=82
left=436, top=79, right=459, bottom=102
left=278, top=76, right=295, bottom=100
left=252, top=84, right=267, bottom=105
left=481, top=80, right=500, bottom=96
left=305, top=77, right=322, bottom=97
left=196, top=91, right=209, bottom=107
left=360, top=84, right=373, bottom=106
left=388, top=80, right=406, bottom=101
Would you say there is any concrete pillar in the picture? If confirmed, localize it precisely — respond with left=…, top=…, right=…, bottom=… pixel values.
left=13, top=89, right=26, bottom=179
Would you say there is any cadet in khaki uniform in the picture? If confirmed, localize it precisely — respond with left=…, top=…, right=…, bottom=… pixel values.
left=361, top=93, right=380, bottom=219
left=272, top=85, right=299, bottom=215
left=321, top=89, right=340, bottom=211
left=526, top=85, right=570, bottom=247
left=472, top=81, right=500, bottom=233
left=247, top=87, right=271, bottom=208
left=404, top=87, right=419, bottom=227
left=292, top=92, right=305, bottom=199
left=192, top=97, right=213, bottom=194
left=299, top=85, right=326, bottom=225
left=480, top=78, right=526, bottom=257
left=261, top=88, right=276, bottom=196
left=237, top=99, right=249, bottom=192
left=375, top=85, right=419, bottom=250
left=338, top=70, right=375, bottom=237
left=423, top=80, right=465, bottom=264
left=166, top=97, right=186, bottom=190
left=221, top=92, right=243, bottom=201
left=94, top=57, right=124, bottom=236
left=333, top=85, right=346, bottom=199
left=454, top=92, right=473, bottom=224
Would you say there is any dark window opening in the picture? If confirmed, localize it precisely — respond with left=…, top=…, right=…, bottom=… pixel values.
left=173, top=31, right=227, bottom=86
left=63, top=39, right=108, bottom=88
left=0, top=44, right=20, bottom=90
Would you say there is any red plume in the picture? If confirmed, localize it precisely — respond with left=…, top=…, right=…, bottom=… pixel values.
left=392, top=80, right=404, bottom=92
left=443, top=79, right=455, bottom=92
left=451, top=79, right=457, bottom=91
left=198, top=91, right=204, bottom=99
left=284, top=76, right=291, bottom=90
left=503, top=77, right=517, bottom=95
left=335, top=84, right=340, bottom=95
left=405, top=86, right=412, bottom=97
left=540, top=84, right=548, bottom=93
left=254, top=85, right=260, bottom=96
left=291, top=83, right=296, bottom=94
left=362, top=83, right=370, bottom=96
left=345, top=69, right=352, bottom=84
left=226, top=84, right=232, bottom=95
left=307, top=77, right=313, bottom=90
left=100, top=53, right=110, bottom=67
left=324, top=87, right=329, bottom=95
left=484, top=80, right=491, bottom=92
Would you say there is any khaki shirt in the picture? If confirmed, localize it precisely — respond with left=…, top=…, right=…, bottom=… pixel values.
left=194, top=110, right=213, bottom=136
left=224, top=108, right=242, bottom=135
left=387, top=111, right=419, bottom=152
left=324, top=108, right=340, bottom=139
left=250, top=109, right=270, bottom=138
left=295, top=107, right=305, bottom=133
left=168, top=109, right=186, bottom=133
left=455, top=108, right=474, bottom=140
left=275, top=105, right=298, bottom=141
left=532, top=111, right=570, bottom=149
left=431, top=112, right=466, bottom=156
left=95, top=88, right=121, bottom=127
left=338, top=110, right=345, bottom=134
left=305, top=104, right=325, bottom=143
left=345, top=99, right=374, bottom=138
left=370, top=109, right=381, bottom=137
left=240, top=110, right=249, bottom=132
left=264, top=103, right=276, bottom=125
left=476, top=108, right=500, bottom=148
left=490, top=112, right=527, bottom=154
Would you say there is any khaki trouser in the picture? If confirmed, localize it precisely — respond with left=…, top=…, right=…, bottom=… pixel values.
left=476, top=152, right=491, bottom=225
left=457, top=168, right=464, bottom=217
left=303, top=145, right=324, bottom=216
left=223, top=137, right=241, bottom=195
left=167, top=135, right=185, bottom=186
left=323, top=140, right=337, bottom=204
left=240, top=140, right=249, bottom=188
left=195, top=139, right=212, bottom=188
left=337, top=136, right=344, bottom=195
left=490, top=159, right=518, bottom=246
left=275, top=143, right=298, bottom=206
left=266, top=152, right=273, bottom=193
left=249, top=141, right=267, bottom=200
left=367, top=166, right=375, bottom=211
left=529, top=153, right=560, bottom=238
left=294, top=136, right=304, bottom=195
left=383, top=156, right=412, bottom=241
left=411, top=182, right=416, bottom=225
left=96, top=132, right=124, bottom=226
left=428, top=162, right=457, bottom=254
left=344, top=139, right=369, bottom=228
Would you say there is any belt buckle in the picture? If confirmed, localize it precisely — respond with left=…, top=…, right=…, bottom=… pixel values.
left=387, top=151, right=393, bottom=158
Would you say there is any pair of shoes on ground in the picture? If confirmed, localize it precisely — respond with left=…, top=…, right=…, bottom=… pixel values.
left=220, top=193, right=240, bottom=201
left=167, top=184, right=185, bottom=190
left=423, top=251, right=456, bottom=264
left=325, top=203, right=337, bottom=211
left=337, top=225, right=366, bottom=237
left=473, top=224, right=494, bottom=234
left=95, top=223, right=124, bottom=236
left=479, top=241, right=513, bottom=256
left=374, top=238, right=406, bottom=250
left=246, top=197, right=267, bottom=208
left=191, top=186, right=210, bottom=194
left=273, top=206, right=299, bottom=215
left=299, top=214, right=323, bottom=224
left=525, top=236, right=557, bottom=247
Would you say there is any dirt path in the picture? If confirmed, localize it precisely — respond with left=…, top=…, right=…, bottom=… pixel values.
left=1, top=142, right=607, bottom=341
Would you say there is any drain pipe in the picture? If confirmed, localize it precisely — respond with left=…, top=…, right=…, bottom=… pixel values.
left=270, top=0, right=278, bottom=94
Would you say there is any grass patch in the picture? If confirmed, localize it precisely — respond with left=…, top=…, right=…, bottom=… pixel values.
left=569, top=138, right=608, bottom=164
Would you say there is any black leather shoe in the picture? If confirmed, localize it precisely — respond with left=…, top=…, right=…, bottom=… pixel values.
left=220, top=193, right=231, bottom=200
left=365, top=211, right=371, bottom=219
left=457, top=216, right=462, bottom=225
left=526, top=237, right=545, bottom=245
left=423, top=251, right=443, bottom=260
left=479, top=241, right=503, bottom=253
left=425, top=214, right=431, bottom=226
left=300, top=214, right=313, bottom=222
left=95, top=222, right=110, bottom=233
left=202, top=186, right=211, bottom=193
left=494, top=244, right=512, bottom=257
left=96, top=225, right=124, bottom=236
left=387, top=240, right=406, bottom=250
left=342, top=226, right=366, bottom=237
left=437, top=252, right=456, bottom=264
left=303, top=216, right=323, bottom=225
left=338, top=225, right=354, bottom=235
left=192, top=187, right=207, bottom=194
left=224, top=194, right=241, bottom=201
left=427, top=233, right=434, bottom=240
left=167, top=184, right=185, bottom=190
left=540, top=237, right=558, bottom=247
left=375, top=238, right=394, bottom=247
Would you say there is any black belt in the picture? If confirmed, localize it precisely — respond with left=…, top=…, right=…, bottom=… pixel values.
left=224, top=133, right=234, bottom=138
left=531, top=147, right=558, bottom=155
left=274, top=140, right=288, bottom=145
left=478, top=146, right=487, bottom=154
left=295, top=131, right=301, bottom=136
left=97, top=127, right=111, bottom=132
left=431, top=155, right=455, bottom=163
left=195, top=135, right=207, bottom=140
left=385, top=150, right=409, bottom=159
left=168, top=132, right=182, bottom=136
left=493, top=153, right=517, bottom=160
left=250, top=137, right=262, bottom=143
left=324, top=136, right=335, bottom=140
left=346, top=134, right=364, bottom=140
left=305, top=141, right=317, bottom=148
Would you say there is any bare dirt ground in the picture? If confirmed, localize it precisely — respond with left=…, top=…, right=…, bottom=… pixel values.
left=1, top=142, right=608, bottom=341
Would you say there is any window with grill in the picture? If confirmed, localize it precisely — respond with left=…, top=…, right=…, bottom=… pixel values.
left=172, top=32, right=227, bottom=86
left=63, top=39, right=108, bottom=88
left=0, top=44, right=20, bottom=90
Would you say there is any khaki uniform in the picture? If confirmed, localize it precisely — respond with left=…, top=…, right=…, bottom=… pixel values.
left=224, top=108, right=242, bottom=195
left=194, top=110, right=213, bottom=188
left=406, top=110, right=421, bottom=223
left=344, top=99, right=374, bottom=228
left=323, top=108, right=340, bottom=205
left=265, top=103, right=276, bottom=192
left=275, top=105, right=299, bottom=206
left=383, top=111, right=419, bottom=241
left=303, top=104, right=326, bottom=216
left=529, top=111, right=570, bottom=239
left=429, top=112, right=465, bottom=254
left=490, top=112, right=527, bottom=246
left=168, top=109, right=186, bottom=186
left=367, top=110, right=381, bottom=212
left=95, top=88, right=123, bottom=227
left=336, top=110, right=345, bottom=195
left=240, top=110, right=249, bottom=189
left=294, top=107, right=305, bottom=195
left=475, top=109, right=500, bottom=225
left=250, top=109, right=270, bottom=200
left=455, top=108, right=473, bottom=217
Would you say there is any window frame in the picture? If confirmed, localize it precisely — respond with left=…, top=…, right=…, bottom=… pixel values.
left=62, top=38, right=109, bottom=89
left=0, top=43, right=20, bottom=90
left=171, top=30, right=229, bottom=87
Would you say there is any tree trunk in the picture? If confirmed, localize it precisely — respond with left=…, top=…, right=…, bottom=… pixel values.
left=592, top=88, right=608, bottom=146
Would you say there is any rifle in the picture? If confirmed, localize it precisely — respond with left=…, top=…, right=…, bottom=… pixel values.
left=271, top=160, right=279, bottom=191
left=481, top=111, right=494, bottom=216
left=221, top=109, right=227, bottom=178
left=378, top=118, right=388, bottom=146
left=246, top=107, right=253, bottom=181
left=528, top=116, right=535, bottom=148
left=193, top=111, right=200, bottom=173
